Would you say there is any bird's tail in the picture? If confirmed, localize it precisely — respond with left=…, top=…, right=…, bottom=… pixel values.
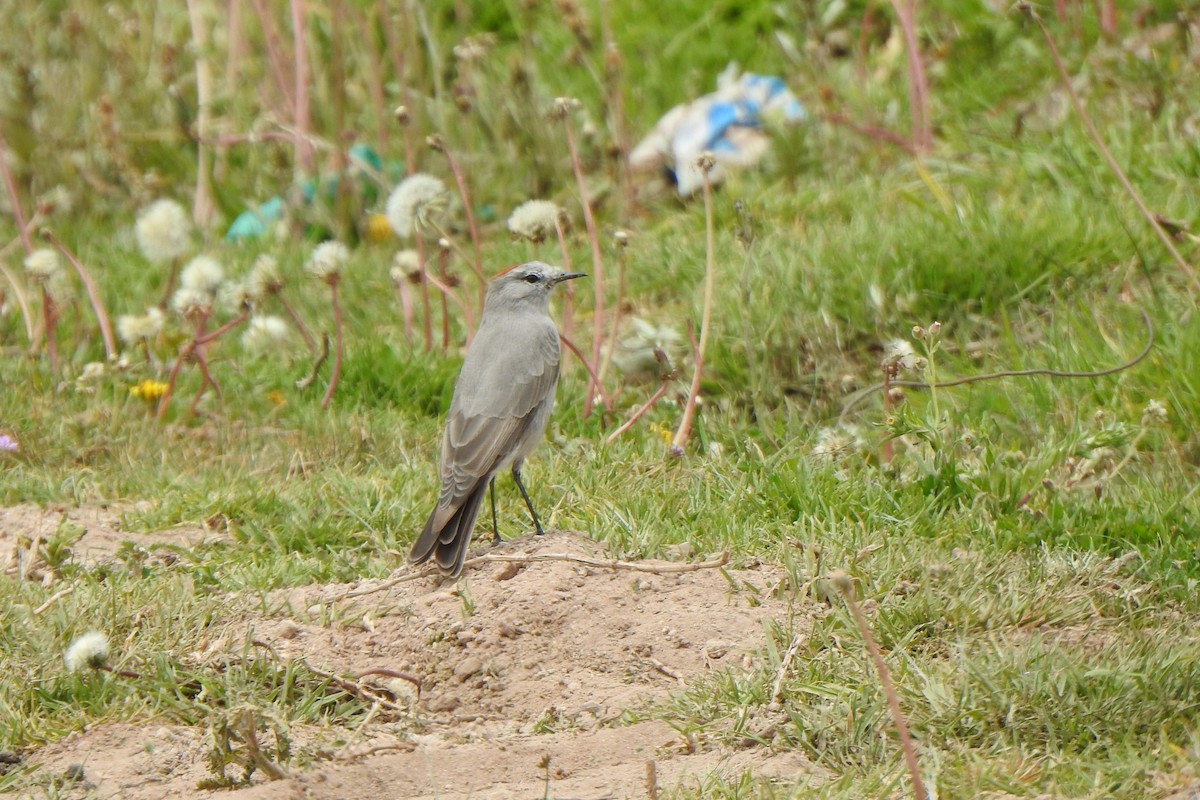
left=408, top=481, right=489, bottom=578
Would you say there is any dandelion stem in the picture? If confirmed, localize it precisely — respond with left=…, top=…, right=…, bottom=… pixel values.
left=157, top=256, right=182, bottom=311
left=835, top=574, right=928, bottom=800
left=553, top=216, right=577, bottom=346
left=415, top=238, right=434, bottom=352
left=425, top=271, right=475, bottom=344
left=41, top=228, right=116, bottom=361
left=289, top=0, right=315, bottom=176
left=321, top=278, right=344, bottom=410
left=196, top=307, right=250, bottom=345
left=41, top=289, right=59, bottom=376
left=672, top=162, right=717, bottom=453
left=1021, top=4, right=1200, bottom=297
left=0, top=222, right=38, bottom=344
left=598, top=239, right=628, bottom=389
left=888, top=0, right=932, bottom=152
left=559, top=113, right=608, bottom=417
left=0, top=125, right=33, bottom=255
left=437, top=246, right=451, bottom=352
left=436, top=144, right=486, bottom=311
left=274, top=291, right=318, bottom=353
left=185, top=0, right=217, bottom=227
left=606, top=379, right=671, bottom=445
left=559, top=333, right=608, bottom=409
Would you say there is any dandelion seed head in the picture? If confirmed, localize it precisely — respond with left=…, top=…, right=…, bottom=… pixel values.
left=24, top=249, right=62, bottom=284
left=507, top=200, right=562, bottom=244
left=64, top=631, right=110, bottom=672
left=219, top=279, right=255, bottom=313
left=241, top=315, right=291, bottom=353
left=246, top=255, right=283, bottom=300
left=179, top=255, right=225, bottom=295
left=306, top=240, right=350, bottom=281
left=883, top=339, right=920, bottom=372
left=385, top=174, right=449, bottom=238
left=117, top=308, right=165, bottom=345
left=135, top=199, right=191, bottom=263
left=171, top=287, right=214, bottom=318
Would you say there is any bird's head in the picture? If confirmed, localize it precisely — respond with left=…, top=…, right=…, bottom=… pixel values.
left=486, top=261, right=586, bottom=310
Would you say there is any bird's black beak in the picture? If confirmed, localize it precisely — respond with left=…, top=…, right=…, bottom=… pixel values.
left=553, top=272, right=587, bottom=284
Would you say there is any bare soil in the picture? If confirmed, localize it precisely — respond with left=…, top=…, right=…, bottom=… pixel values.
left=14, top=513, right=825, bottom=799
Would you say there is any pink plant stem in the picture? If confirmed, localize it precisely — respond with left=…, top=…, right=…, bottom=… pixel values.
left=888, top=0, right=932, bottom=152
left=379, top=0, right=416, bottom=171
left=0, top=221, right=40, bottom=343
left=553, top=217, right=577, bottom=346
left=157, top=346, right=189, bottom=420
left=560, top=116, right=607, bottom=416
left=825, top=112, right=918, bottom=155
left=157, top=314, right=208, bottom=419
left=425, top=272, right=475, bottom=342
left=41, top=228, right=116, bottom=361
left=438, top=145, right=486, bottom=311
left=598, top=241, right=628, bottom=388
left=841, top=582, right=928, bottom=800
left=185, top=0, right=216, bottom=227
left=597, top=0, right=635, bottom=221
left=672, top=166, right=717, bottom=454
left=289, top=0, right=315, bottom=176
left=273, top=291, right=317, bottom=353
left=397, top=278, right=416, bottom=343
left=559, top=333, right=608, bottom=406
left=606, top=380, right=670, bottom=445
left=437, top=246, right=451, bottom=352
left=359, top=4, right=390, bottom=153
left=196, top=308, right=250, bottom=345
left=416, top=237, right=433, bottom=352
left=247, top=0, right=295, bottom=111
left=1024, top=4, right=1200, bottom=295
left=0, top=126, right=33, bottom=255
left=321, top=278, right=344, bottom=410
left=41, top=289, right=59, bottom=375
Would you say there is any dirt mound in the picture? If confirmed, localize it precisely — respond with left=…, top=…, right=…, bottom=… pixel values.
left=30, top=530, right=825, bottom=798
left=0, top=503, right=211, bottom=577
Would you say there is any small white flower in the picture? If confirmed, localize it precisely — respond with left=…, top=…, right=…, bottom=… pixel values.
left=883, top=339, right=921, bottom=372
left=812, top=426, right=860, bottom=461
left=507, top=200, right=563, bottom=244
left=24, top=249, right=62, bottom=284
left=171, top=287, right=214, bottom=318
left=117, top=308, right=165, bottom=344
left=78, top=362, right=106, bottom=382
left=306, top=241, right=350, bottom=281
left=385, top=174, right=449, bottom=238
left=246, top=255, right=283, bottom=301
left=1143, top=399, right=1168, bottom=424
left=64, top=631, right=110, bottom=672
left=179, top=255, right=225, bottom=295
left=241, top=315, right=291, bottom=353
left=135, top=199, right=191, bottom=263
left=611, top=318, right=683, bottom=377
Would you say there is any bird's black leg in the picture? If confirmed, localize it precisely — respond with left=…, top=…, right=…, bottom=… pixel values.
left=489, top=477, right=501, bottom=545
left=511, top=466, right=544, bottom=535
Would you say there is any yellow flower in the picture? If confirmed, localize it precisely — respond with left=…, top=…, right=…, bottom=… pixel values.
left=649, top=423, right=673, bottom=446
left=130, top=379, right=169, bottom=402
left=266, top=390, right=287, bottom=407
left=363, top=213, right=395, bottom=243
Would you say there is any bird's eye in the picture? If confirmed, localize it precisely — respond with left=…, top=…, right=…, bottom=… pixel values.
left=523, top=274, right=542, bottom=284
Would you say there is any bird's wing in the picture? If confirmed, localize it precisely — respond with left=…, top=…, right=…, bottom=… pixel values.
left=431, top=322, right=561, bottom=524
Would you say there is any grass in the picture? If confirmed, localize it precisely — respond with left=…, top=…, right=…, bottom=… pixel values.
left=3, top=0, right=1200, bottom=797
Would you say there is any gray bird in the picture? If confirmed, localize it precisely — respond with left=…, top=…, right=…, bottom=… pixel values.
left=409, top=262, right=586, bottom=577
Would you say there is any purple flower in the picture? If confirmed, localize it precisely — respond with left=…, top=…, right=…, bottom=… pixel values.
left=0, top=433, right=18, bottom=453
